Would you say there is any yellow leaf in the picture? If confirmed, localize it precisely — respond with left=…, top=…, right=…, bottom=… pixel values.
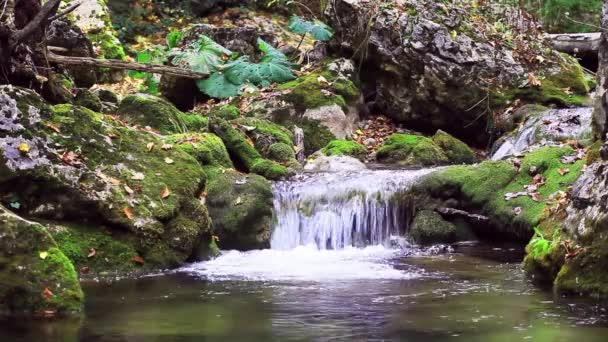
left=39, top=251, right=48, bottom=260
left=18, top=142, right=30, bottom=155
left=146, top=142, right=155, bottom=152
left=161, top=186, right=171, bottom=199
left=164, top=158, right=174, bottom=164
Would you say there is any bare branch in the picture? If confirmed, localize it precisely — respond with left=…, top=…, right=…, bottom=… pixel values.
left=47, top=52, right=210, bottom=79
left=48, top=1, right=82, bottom=22
left=12, top=0, right=61, bottom=45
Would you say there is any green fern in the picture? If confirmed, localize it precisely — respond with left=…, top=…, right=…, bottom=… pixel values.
left=288, top=15, right=334, bottom=41
left=170, top=36, right=232, bottom=74
left=530, top=227, right=552, bottom=258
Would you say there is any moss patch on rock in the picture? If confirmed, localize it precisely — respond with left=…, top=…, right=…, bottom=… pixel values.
left=268, top=142, right=296, bottom=162
left=432, top=130, right=476, bottom=164
left=0, top=206, right=83, bottom=316
left=209, top=105, right=240, bottom=120
left=166, top=132, right=234, bottom=168
left=376, top=134, right=448, bottom=166
left=321, top=140, right=367, bottom=160
left=409, top=210, right=461, bottom=245
left=118, top=94, right=208, bottom=134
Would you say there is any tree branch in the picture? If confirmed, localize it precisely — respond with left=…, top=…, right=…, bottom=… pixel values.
left=12, top=0, right=61, bottom=45
left=47, top=52, right=210, bottom=79
left=48, top=1, right=82, bottom=22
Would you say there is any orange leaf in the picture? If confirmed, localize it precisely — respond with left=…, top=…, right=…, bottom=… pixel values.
left=123, top=207, right=134, bottom=220
left=45, top=123, right=61, bottom=133
left=42, top=288, right=54, bottom=300
left=161, top=186, right=171, bottom=199
left=87, top=248, right=96, bottom=258
left=133, top=256, right=145, bottom=264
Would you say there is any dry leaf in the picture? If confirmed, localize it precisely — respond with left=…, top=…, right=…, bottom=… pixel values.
left=164, top=157, right=174, bottom=164
left=18, top=142, right=30, bottom=155
left=147, top=142, right=155, bottom=152
left=42, top=288, right=54, bottom=300
left=513, top=207, right=522, bottom=216
left=133, top=256, right=145, bottom=264
left=45, top=123, right=61, bottom=133
left=234, top=196, right=243, bottom=206
left=124, top=185, right=134, bottom=195
left=123, top=207, right=134, bottom=220
left=87, top=248, right=96, bottom=258
left=131, top=172, right=145, bottom=181
left=558, top=168, right=570, bottom=176
left=39, top=251, right=48, bottom=260
left=161, top=186, right=171, bottom=199
left=527, top=72, right=541, bottom=87
left=161, top=144, right=173, bottom=150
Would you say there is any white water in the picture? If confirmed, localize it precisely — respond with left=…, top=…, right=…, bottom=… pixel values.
left=182, top=169, right=436, bottom=282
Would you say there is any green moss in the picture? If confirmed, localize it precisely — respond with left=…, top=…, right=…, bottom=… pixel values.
left=321, top=140, right=367, bottom=160
left=74, top=89, right=102, bottom=112
left=210, top=118, right=291, bottom=180
left=210, top=105, right=240, bottom=120
left=585, top=140, right=603, bottom=165
left=50, top=223, right=142, bottom=276
left=234, top=117, right=294, bottom=148
left=299, top=118, right=336, bottom=155
left=118, top=94, right=207, bottom=134
left=409, top=210, right=461, bottom=245
left=432, top=130, right=476, bottom=164
left=89, top=31, right=126, bottom=61
left=376, top=134, right=448, bottom=166
left=491, top=55, right=590, bottom=108
left=167, top=133, right=234, bottom=168
left=267, top=143, right=296, bottom=162
left=278, top=69, right=359, bottom=111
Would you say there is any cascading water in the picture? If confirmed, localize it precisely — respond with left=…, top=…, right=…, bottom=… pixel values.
left=270, top=169, right=436, bottom=250
left=181, top=168, right=437, bottom=281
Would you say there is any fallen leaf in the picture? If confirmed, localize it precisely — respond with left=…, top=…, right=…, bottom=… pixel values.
left=317, top=75, right=331, bottom=86
left=161, top=144, right=173, bottom=150
left=164, top=157, right=174, bottom=164
left=147, top=142, right=155, bottom=152
left=161, top=186, right=171, bottom=199
left=45, top=123, right=61, bottom=133
left=527, top=72, right=541, bottom=87
left=133, top=256, right=145, bottom=264
left=42, top=288, right=54, bottom=300
left=87, top=248, right=96, bottom=258
left=513, top=207, right=522, bottom=216
left=245, top=138, right=255, bottom=148
left=80, top=266, right=90, bottom=274
left=18, top=142, right=30, bottom=155
left=558, top=168, right=570, bottom=176
left=123, top=185, right=135, bottom=195
left=123, top=207, right=134, bottom=220
left=39, top=251, right=48, bottom=260
left=234, top=196, right=243, bottom=206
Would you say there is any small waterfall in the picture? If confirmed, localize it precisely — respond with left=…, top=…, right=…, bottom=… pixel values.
left=270, top=169, right=436, bottom=250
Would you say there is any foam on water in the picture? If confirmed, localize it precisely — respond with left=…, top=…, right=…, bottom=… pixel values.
left=181, top=245, right=419, bottom=281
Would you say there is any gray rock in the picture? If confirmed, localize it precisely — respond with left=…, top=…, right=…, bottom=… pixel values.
left=303, top=104, right=358, bottom=140
left=304, top=155, right=367, bottom=172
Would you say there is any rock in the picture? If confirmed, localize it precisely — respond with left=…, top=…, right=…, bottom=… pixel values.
left=74, top=88, right=102, bottom=112
left=325, top=0, right=590, bottom=144
left=204, top=167, right=273, bottom=250
left=268, top=143, right=296, bottom=163
left=0, top=86, right=214, bottom=270
left=0, top=205, right=84, bottom=317
left=159, top=75, right=205, bottom=111
left=210, top=118, right=292, bottom=180
left=167, top=132, right=234, bottom=169
left=376, top=133, right=448, bottom=166
left=303, top=104, right=357, bottom=140
left=594, top=3, right=608, bottom=139
left=46, top=19, right=97, bottom=88
left=321, top=140, right=367, bottom=161
left=601, top=139, right=608, bottom=160
left=93, top=88, right=119, bottom=104
left=492, top=106, right=594, bottom=160
left=117, top=94, right=208, bottom=134
left=186, top=0, right=248, bottom=17
left=304, top=155, right=367, bottom=172
left=432, top=130, right=477, bottom=164
left=409, top=210, right=460, bottom=245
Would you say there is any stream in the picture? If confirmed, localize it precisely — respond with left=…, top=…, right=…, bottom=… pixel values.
left=2, top=169, right=608, bottom=341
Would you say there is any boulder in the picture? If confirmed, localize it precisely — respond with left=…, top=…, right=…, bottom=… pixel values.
left=0, top=205, right=84, bottom=317
left=304, top=155, right=367, bottom=172
left=409, top=210, right=460, bottom=245
left=117, top=94, right=208, bottom=134
left=376, top=133, right=448, bottom=166
left=325, top=0, right=590, bottom=144
left=74, top=88, right=102, bottom=112
left=0, top=86, right=214, bottom=270
left=321, top=140, right=367, bottom=161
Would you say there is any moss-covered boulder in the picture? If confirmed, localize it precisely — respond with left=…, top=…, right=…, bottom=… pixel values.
left=118, top=94, right=208, bottom=134
left=166, top=133, right=234, bottom=168
left=409, top=210, right=460, bottom=245
left=416, top=146, right=585, bottom=240
left=209, top=118, right=292, bottom=180
left=74, top=88, right=102, bottom=112
left=432, top=130, right=476, bottom=164
left=376, top=134, right=448, bottom=166
left=210, top=105, right=241, bottom=121
left=0, top=86, right=214, bottom=272
left=321, top=140, right=367, bottom=161
left=268, top=143, right=296, bottom=163
left=204, top=167, right=273, bottom=250
left=0, top=205, right=83, bottom=317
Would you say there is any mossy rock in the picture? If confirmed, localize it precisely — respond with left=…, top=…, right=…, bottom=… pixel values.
left=167, top=132, right=234, bottom=168
left=233, top=117, right=294, bottom=155
left=210, top=117, right=292, bottom=180
left=278, top=69, right=359, bottom=112
left=204, top=167, right=273, bottom=250
left=418, top=146, right=585, bottom=240
left=409, top=210, right=460, bottom=245
left=376, top=134, right=448, bottom=166
left=0, top=206, right=83, bottom=316
left=74, top=88, right=102, bottom=112
left=267, top=142, right=296, bottom=163
left=118, top=94, right=208, bottom=134
left=209, top=105, right=240, bottom=120
left=321, top=140, right=367, bottom=161
left=432, top=130, right=476, bottom=164
left=492, top=55, right=590, bottom=108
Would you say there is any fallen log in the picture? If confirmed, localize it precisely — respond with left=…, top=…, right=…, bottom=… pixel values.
left=436, top=207, right=489, bottom=223
left=46, top=52, right=209, bottom=79
left=545, top=32, right=601, bottom=56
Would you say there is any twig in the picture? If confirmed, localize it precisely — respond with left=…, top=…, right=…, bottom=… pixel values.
left=12, top=0, right=61, bottom=45
left=48, top=1, right=81, bottom=22
left=0, top=0, right=8, bottom=22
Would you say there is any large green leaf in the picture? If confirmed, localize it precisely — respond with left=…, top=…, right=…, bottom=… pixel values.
left=166, top=31, right=183, bottom=49
left=223, top=40, right=296, bottom=87
left=170, top=36, right=232, bottom=74
left=197, top=73, right=242, bottom=99
left=287, top=16, right=333, bottom=41
left=129, top=46, right=168, bottom=79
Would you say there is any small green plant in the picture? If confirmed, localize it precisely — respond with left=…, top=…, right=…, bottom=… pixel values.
left=530, top=227, right=552, bottom=258
left=170, top=36, right=233, bottom=74
left=288, top=15, right=334, bottom=49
